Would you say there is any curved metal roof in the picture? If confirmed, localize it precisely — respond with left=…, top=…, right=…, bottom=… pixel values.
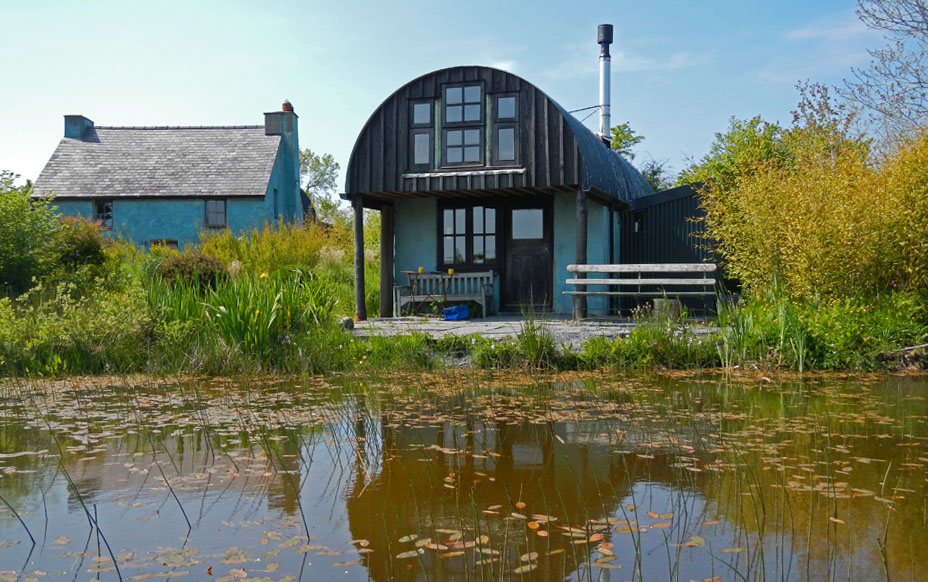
left=345, top=65, right=651, bottom=204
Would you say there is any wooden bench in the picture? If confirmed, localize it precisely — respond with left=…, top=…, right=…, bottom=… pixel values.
left=563, top=263, right=717, bottom=319
left=394, top=270, right=494, bottom=318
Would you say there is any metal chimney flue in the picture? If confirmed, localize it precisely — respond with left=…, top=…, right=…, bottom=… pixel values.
left=597, top=24, right=613, bottom=140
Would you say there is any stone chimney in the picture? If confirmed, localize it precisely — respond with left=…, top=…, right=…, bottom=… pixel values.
left=64, top=115, right=94, bottom=139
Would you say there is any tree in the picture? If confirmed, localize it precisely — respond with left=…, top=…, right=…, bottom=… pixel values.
left=609, top=122, right=677, bottom=192
left=637, top=158, right=675, bottom=191
left=0, top=171, right=60, bottom=293
left=675, top=116, right=788, bottom=190
left=840, top=0, right=928, bottom=134
left=609, top=122, right=645, bottom=160
left=299, top=149, right=344, bottom=223
left=689, top=88, right=901, bottom=297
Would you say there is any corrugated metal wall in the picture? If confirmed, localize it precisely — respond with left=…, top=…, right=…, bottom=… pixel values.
left=619, top=184, right=711, bottom=264
left=617, top=184, right=716, bottom=315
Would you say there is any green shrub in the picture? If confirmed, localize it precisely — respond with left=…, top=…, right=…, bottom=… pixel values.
left=0, top=172, right=59, bottom=294
left=157, top=252, right=224, bottom=289
left=0, top=281, right=150, bottom=376
left=56, top=216, right=106, bottom=270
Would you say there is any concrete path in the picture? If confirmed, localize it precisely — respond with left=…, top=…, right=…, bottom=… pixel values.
left=354, top=315, right=718, bottom=350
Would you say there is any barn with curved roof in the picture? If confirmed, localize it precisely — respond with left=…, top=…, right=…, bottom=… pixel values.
left=343, top=65, right=653, bottom=318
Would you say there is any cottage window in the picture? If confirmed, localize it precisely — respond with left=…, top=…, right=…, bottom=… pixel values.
left=94, top=199, right=113, bottom=230
left=205, top=199, right=226, bottom=229
left=150, top=240, right=178, bottom=250
left=439, top=204, right=497, bottom=268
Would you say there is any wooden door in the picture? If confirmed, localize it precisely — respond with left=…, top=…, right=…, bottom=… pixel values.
left=503, top=204, right=552, bottom=310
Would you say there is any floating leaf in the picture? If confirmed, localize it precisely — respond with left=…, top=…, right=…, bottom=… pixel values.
left=520, top=551, right=539, bottom=562
left=396, top=549, right=423, bottom=559
left=689, top=535, right=706, bottom=547
left=398, top=534, right=417, bottom=543
left=512, top=563, right=537, bottom=574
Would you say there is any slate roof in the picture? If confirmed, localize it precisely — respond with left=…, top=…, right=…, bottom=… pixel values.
left=34, top=126, right=282, bottom=198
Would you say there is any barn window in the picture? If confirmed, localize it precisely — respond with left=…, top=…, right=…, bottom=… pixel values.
left=439, top=204, right=497, bottom=268
left=445, top=85, right=482, bottom=124
left=491, top=95, right=519, bottom=165
left=94, top=199, right=113, bottom=230
left=496, top=95, right=517, bottom=120
left=205, top=199, right=226, bottom=229
left=412, top=102, right=431, bottom=125
left=410, top=101, right=434, bottom=169
left=410, top=130, right=431, bottom=166
left=444, top=128, right=481, bottom=164
left=498, top=128, right=515, bottom=160
left=442, top=84, right=484, bottom=167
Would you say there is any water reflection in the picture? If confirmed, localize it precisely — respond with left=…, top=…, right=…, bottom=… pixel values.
left=0, top=373, right=925, bottom=581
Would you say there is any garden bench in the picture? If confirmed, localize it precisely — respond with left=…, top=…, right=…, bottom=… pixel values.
left=394, top=270, right=494, bottom=318
left=564, top=263, right=717, bottom=319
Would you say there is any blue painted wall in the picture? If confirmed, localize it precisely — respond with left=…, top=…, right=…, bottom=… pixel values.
left=552, top=193, right=575, bottom=315
left=551, top=193, right=612, bottom=316
left=392, top=197, right=503, bottom=313
left=394, top=193, right=615, bottom=317
left=57, top=198, right=269, bottom=249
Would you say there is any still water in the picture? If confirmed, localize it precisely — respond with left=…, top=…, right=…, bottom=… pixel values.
left=0, top=372, right=926, bottom=581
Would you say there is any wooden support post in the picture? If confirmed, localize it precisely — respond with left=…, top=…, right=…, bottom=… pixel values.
left=379, top=204, right=394, bottom=318
left=353, top=196, right=367, bottom=321
left=574, top=187, right=587, bottom=319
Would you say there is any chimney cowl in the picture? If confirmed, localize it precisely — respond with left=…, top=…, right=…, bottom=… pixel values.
left=282, top=100, right=294, bottom=113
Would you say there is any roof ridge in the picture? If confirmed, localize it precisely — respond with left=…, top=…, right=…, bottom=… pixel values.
left=94, top=125, right=265, bottom=130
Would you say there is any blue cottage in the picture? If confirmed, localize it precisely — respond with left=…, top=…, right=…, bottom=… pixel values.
left=33, top=102, right=303, bottom=249
left=343, top=65, right=652, bottom=318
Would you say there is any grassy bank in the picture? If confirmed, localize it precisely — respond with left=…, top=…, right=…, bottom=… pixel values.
left=1, top=273, right=925, bottom=377
left=0, top=209, right=925, bottom=377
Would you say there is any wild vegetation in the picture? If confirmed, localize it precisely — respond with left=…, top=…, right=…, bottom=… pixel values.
left=0, top=162, right=925, bottom=377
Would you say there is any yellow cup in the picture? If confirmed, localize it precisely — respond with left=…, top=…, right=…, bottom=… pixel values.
left=448, top=269, right=454, bottom=275
left=417, top=267, right=424, bottom=274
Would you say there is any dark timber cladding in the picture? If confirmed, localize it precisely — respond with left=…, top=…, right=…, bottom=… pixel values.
left=344, top=65, right=654, bottom=319
left=345, top=66, right=583, bottom=203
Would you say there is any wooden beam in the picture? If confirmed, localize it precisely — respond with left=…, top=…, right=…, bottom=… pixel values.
left=574, top=187, right=587, bottom=319
left=380, top=204, right=395, bottom=317
left=565, top=278, right=716, bottom=286
left=567, top=263, right=717, bottom=273
left=353, top=197, right=367, bottom=321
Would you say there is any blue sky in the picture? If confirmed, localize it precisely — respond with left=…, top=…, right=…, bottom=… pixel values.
left=1, top=0, right=882, bottom=188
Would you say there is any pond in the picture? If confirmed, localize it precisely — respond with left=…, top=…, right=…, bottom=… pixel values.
left=0, top=372, right=926, bottom=581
